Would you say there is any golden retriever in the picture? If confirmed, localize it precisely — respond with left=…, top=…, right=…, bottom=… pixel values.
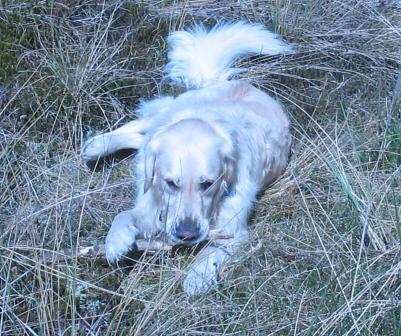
left=82, top=21, right=292, bottom=296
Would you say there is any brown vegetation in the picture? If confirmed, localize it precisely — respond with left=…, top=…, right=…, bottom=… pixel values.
left=1, top=1, right=401, bottom=334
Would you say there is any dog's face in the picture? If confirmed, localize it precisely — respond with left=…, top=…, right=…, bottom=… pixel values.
left=144, top=118, right=236, bottom=244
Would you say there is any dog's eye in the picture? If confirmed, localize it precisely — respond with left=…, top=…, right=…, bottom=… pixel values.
left=199, top=180, right=214, bottom=192
left=165, top=179, right=180, bottom=191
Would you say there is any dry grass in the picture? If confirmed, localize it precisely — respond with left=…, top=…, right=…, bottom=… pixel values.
left=1, top=0, right=401, bottom=335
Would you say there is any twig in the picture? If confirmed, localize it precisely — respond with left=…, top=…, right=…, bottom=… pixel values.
left=9, top=230, right=233, bottom=264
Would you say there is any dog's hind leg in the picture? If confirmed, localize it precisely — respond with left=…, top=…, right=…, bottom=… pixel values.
left=82, top=118, right=151, bottom=167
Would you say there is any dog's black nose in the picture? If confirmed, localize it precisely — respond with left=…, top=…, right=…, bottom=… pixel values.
left=174, top=218, right=200, bottom=242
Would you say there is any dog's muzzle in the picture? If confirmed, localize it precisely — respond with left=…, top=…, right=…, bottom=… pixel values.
left=172, top=217, right=201, bottom=244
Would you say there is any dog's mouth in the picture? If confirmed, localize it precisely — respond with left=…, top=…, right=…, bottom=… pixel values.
left=168, top=233, right=208, bottom=246
left=160, top=210, right=210, bottom=245
left=168, top=225, right=209, bottom=246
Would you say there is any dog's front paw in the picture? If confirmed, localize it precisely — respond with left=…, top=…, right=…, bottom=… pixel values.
left=182, top=258, right=218, bottom=297
left=105, top=214, right=138, bottom=264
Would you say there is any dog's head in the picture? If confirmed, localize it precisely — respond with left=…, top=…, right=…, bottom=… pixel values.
left=143, top=118, right=237, bottom=244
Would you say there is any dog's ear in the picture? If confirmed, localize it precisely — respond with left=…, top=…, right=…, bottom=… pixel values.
left=143, top=140, right=159, bottom=193
left=221, top=133, right=238, bottom=195
left=222, top=155, right=237, bottom=194
left=144, top=152, right=156, bottom=193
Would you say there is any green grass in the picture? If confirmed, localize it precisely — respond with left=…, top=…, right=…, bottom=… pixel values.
left=1, top=0, right=401, bottom=335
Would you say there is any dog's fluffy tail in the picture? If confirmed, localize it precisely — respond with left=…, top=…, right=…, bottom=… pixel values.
left=166, top=21, right=292, bottom=89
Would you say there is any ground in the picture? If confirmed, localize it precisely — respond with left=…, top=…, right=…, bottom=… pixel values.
left=1, top=1, right=401, bottom=335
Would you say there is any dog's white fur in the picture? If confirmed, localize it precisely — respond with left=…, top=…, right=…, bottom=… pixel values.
left=82, top=22, right=291, bottom=296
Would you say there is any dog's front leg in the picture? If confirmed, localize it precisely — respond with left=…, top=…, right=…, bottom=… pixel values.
left=105, top=209, right=139, bottom=263
left=182, top=194, right=250, bottom=297
left=105, top=192, right=160, bottom=264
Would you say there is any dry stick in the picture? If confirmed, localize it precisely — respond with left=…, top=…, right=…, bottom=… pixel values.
left=9, top=232, right=326, bottom=266
left=12, top=230, right=233, bottom=264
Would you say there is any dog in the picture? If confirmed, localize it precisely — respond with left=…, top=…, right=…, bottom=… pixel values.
left=82, top=21, right=292, bottom=296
